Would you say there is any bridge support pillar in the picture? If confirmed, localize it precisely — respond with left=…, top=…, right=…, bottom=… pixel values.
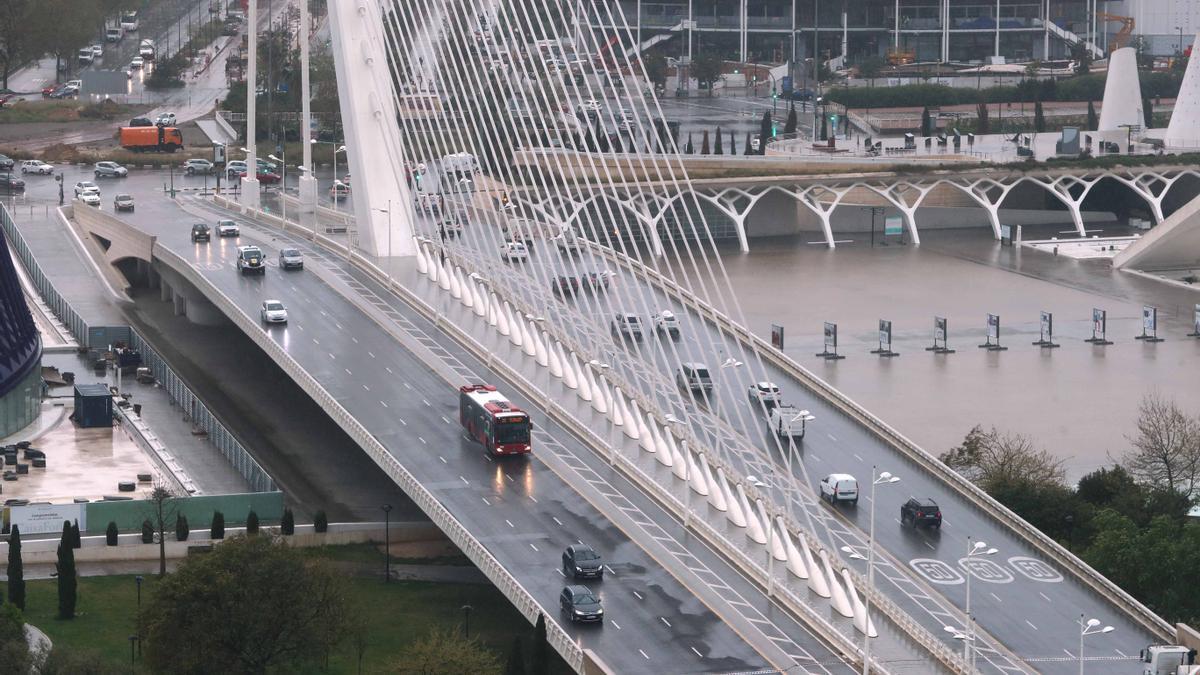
left=701, top=456, right=725, bottom=509
left=842, top=567, right=878, bottom=637
left=159, top=278, right=172, bottom=303
left=738, top=485, right=766, bottom=543
left=719, top=468, right=744, bottom=524
left=820, top=548, right=854, bottom=617
left=778, top=518, right=809, bottom=579
left=171, top=292, right=186, bottom=317
left=802, top=536, right=829, bottom=597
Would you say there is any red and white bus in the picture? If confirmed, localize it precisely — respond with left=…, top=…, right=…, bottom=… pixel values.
left=459, top=384, right=532, bottom=455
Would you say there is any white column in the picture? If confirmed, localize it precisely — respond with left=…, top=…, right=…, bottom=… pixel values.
left=297, top=0, right=317, bottom=216
left=802, top=536, right=830, bottom=597
left=760, top=500, right=786, bottom=561
left=686, top=445, right=708, bottom=494
left=702, top=455, right=725, bottom=509
left=240, top=0, right=260, bottom=211
left=720, top=469, right=747, bottom=527
left=415, top=242, right=429, bottom=274
left=559, top=344, right=578, bottom=389
left=620, top=392, right=639, bottom=438
left=651, top=423, right=672, bottom=466
left=666, top=429, right=687, bottom=479
left=585, top=366, right=605, bottom=411
left=779, top=517, right=809, bottom=579
left=821, top=548, right=854, bottom=617
left=505, top=304, right=522, bottom=346
left=609, top=385, right=625, bottom=425
left=496, top=299, right=512, bottom=336
left=532, top=323, right=549, bottom=366
left=520, top=320, right=537, bottom=357
left=547, top=336, right=563, bottom=377
left=843, top=567, right=878, bottom=637
left=438, top=260, right=452, bottom=291
left=738, top=485, right=766, bottom=543
left=637, top=412, right=657, bottom=453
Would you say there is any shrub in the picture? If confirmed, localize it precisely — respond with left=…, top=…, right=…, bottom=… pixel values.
left=105, top=522, right=118, bottom=546
left=141, top=519, right=154, bottom=544
left=314, top=510, right=328, bottom=533
left=281, top=508, right=294, bottom=535
left=211, top=511, right=225, bottom=540
left=71, top=520, right=81, bottom=549
left=175, top=515, right=189, bottom=541
left=246, top=510, right=259, bottom=535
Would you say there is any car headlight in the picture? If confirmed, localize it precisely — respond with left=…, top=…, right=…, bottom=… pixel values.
left=573, top=609, right=583, bottom=616
left=574, top=566, right=582, bottom=572
left=595, top=608, right=603, bottom=614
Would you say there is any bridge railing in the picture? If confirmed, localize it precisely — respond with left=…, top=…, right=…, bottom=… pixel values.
left=580, top=238, right=1175, bottom=641
left=0, top=202, right=91, bottom=346
left=150, top=239, right=586, bottom=672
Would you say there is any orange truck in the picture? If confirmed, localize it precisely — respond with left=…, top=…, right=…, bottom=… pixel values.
left=118, top=126, right=184, bottom=153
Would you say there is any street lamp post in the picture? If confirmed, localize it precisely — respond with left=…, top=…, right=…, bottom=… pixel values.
left=462, top=604, right=473, bottom=638
left=135, top=575, right=144, bottom=657
left=381, top=504, right=392, bottom=583
left=372, top=200, right=393, bottom=278
left=842, top=468, right=900, bottom=675
left=309, top=139, right=347, bottom=211
left=962, top=538, right=999, bottom=668
left=268, top=152, right=286, bottom=223
left=1078, top=615, right=1115, bottom=675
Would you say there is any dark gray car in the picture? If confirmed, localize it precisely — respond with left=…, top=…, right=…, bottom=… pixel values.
left=562, top=545, right=603, bottom=579
left=559, top=585, right=603, bottom=623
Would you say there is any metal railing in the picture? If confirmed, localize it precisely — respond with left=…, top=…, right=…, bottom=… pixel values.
left=128, top=330, right=276, bottom=494
left=0, top=203, right=91, bottom=346
left=150, top=240, right=585, bottom=672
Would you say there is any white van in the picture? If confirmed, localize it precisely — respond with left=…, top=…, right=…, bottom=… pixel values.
left=767, top=404, right=813, bottom=439
left=819, top=474, right=859, bottom=505
left=441, top=152, right=479, bottom=177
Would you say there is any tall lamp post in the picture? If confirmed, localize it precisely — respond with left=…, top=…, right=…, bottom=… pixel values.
left=842, top=468, right=900, bottom=675
left=135, top=575, right=144, bottom=657
left=268, top=152, right=286, bottom=223
left=960, top=538, right=998, bottom=669
left=310, top=140, right=347, bottom=211
left=381, top=504, right=392, bottom=583
left=372, top=200, right=393, bottom=278
left=1078, top=615, right=1114, bottom=675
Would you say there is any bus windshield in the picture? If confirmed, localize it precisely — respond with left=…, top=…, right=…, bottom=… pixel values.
left=494, top=419, right=530, bottom=445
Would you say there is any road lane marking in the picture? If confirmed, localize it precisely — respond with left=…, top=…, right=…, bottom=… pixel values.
left=335, top=322, right=343, bottom=330
left=505, top=519, right=514, bottom=528
left=1025, top=620, right=1038, bottom=630
left=810, top=453, right=821, bottom=461
left=385, top=366, right=393, bottom=374
left=827, top=433, right=837, bottom=441
left=368, top=351, right=375, bottom=358
left=505, top=474, right=513, bottom=483
left=362, top=384, right=370, bottom=391
left=1114, top=649, right=1127, bottom=657
left=1063, top=649, right=1074, bottom=658
left=690, top=647, right=702, bottom=658
left=312, top=338, right=319, bottom=344
left=403, top=381, right=411, bottom=389
left=351, top=336, right=358, bottom=343
left=438, top=456, right=446, bottom=463
left=638, top=649, right=649, bottom=660
left=990, top=592, right=1001, bottom=603
left=552, top=516, right=562, bottom=526
left=328, top=352, right=335, bottom=359
left=924, top=541, right=935, bottom=550
left=418, top=437, right=426, bottom=444
left=530, top=543, right=538, bottom=552
left=529, top=495, right=538, bottom=503
left=422, top=398, right=430, bottom=406
left=632, top=591, right=643, bottom=600
left=660, top=617, right=671, bottom=627
left=441, top=416, right=451, bottom=424
left=556, top=568, right=564, bottom=577
left=853, top=453, right=863, bottom=462
left=604, top=566, right=615, bottom=576
left=380, top=401, right=388, bottom=408
left=611, top=620, right=620, bottom=629
left=1039, top=591, right=1052, bottom=602
left=345, top=368, right=351, bottom=375
left=398, top=417, right=406, bottom=425
left=459, top=476, right=468, bottom=485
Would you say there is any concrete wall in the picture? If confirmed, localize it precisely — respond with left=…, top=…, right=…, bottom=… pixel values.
left=86, top=491, right=284, bottom=532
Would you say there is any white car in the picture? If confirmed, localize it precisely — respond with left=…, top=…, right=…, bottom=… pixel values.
left=500, top=241, right=528, bottom=262
left=652, top=310, right=680, bottom=338
left=19, top=160, right=53, bottom=175
left=747, top=381, right=783, bottom=408
left=78, top=192, right=101, bottom=207
left=91, top=44, right=103, bottom=58
left=225, top=160, right=247, bottom=179
left=819, top=474, right=859, bottom=505
left=73, top=180, right=99, bottom=197
left=260, top=300, right=288, bottom=324
left=215, top=219, right=239, bottom=237
left=155, top=112, right=176, bottom=126
left=130, top=56, right=144, bottom=69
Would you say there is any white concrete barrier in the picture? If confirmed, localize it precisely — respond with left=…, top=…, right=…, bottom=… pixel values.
left=637, top=411, right=656, bottom=453
left=719, top=468, right=746, bottom=527
left=547, top=334, right=563, bottom=377
left=531, top=322, right=549, bottom=366
left=803, top=536, right=830, bottom=597
left=651, top=423, right=672, bottom=466
left=821, top=548, right=854, bottom=618
left=686, top=444, right=709, bottom=495
left=760, top=501, right=786, bottom=561
left=573, top=353, right=593, bottom=401
left=779, top=517, right=809, bottom=579
left=842, top=567, right=878, bottom=637
left=520, top=319, right=537, bottom=358
left=666, top=430, right=687, bottom=479
left=702, top=454, right=724, bottom=509
left=738, top=485, right=766, bottom=544
left=559, top=343, right=578, bottom=389
left=609, top=385, right=625, bottom=426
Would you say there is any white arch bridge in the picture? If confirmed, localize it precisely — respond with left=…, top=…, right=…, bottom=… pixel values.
left=509, top=159, right=1200, bottom=252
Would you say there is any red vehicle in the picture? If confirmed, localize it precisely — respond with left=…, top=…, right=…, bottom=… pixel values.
left=237, top=170, right=281, bottom=184
left=459, top=384, right=532, bottom=455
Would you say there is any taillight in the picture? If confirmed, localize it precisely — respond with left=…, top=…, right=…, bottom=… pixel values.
left=916, top=511, right=923, bottom=518
left=936, top=512, right=942, bottom=518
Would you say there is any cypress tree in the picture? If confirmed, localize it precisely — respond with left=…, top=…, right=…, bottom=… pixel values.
left=105, top=521, right=118, bottom=546
left=281, top=508, right=295, bottom=535
left=7, top=524, right=24, bottom=610
left=141, top=519, right=154, bottom=544
left=1034, top=101, right=1046, bottom=132
left=684, top=133, right=694, bottom=154
left=211, top=511, right=225, bottom=540
left=976, top=103, right=990, bottom=135
left=504, top=635, right=527, bottom=675
left=246, top=510, right=259, bottom=535
left=71, top=520, right=81, bottom=549
left=700, top=129, right=710, bottom=154
left=921, top=106, right=933, bottom=137
left=1086, top=100, right=1098, bottom=131
left=56, top=521, right=76, bottom=619
left=759, top=111, right=773, bottom=153
left=743, top=131, right=753, bottom=155
left=314, top=510, right=328, bottom=533
left=820, top=114, right=828, bottom=141
left=714, top=126, right=723, bottom=154
left=176, top=514, right=189, bottom=541
left=784, top=102, right=798, bottom=134
left=530, top=613, right=549, bottom=675
left=729, top=129, right=737, bottom=154
left=1142, top=95, right=1154, bottom=128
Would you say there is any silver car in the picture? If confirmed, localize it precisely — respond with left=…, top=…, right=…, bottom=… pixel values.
left=278, top=248, right=304, bottom=270
left=184, top=158, right=213, bottom=175
left=94, top=161, right=128, bottom=178
left=260, top=300, right=288, bottom=324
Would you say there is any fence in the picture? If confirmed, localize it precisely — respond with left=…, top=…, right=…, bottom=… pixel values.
left=0, top=202, right=91, bottom=346
left=128, top=330, right=277, bottom=493
left=86, top=491, right=284, bottom=532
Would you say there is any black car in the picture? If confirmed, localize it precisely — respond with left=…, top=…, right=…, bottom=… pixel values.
left=129, top=117, right=153, bottom=127
left=559, top=585, right=603, bottom=623
left=900, top=498, right=942, bottom=529
left=0, top=173, right=25, bottom=191
left=190, top=223, right=211, bottom=243
left=0, top=155, right=13, bottom=171
left=562, top=545, right=603, bottom=579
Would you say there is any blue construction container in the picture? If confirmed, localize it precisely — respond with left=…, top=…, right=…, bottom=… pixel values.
left=73, top=383, right=113, bottom=428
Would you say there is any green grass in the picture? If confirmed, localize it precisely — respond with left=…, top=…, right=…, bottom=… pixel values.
left=20, top=546, right=571, bottom=674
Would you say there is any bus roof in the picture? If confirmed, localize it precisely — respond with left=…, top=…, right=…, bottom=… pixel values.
left=460, top=384, right=526, bottom=416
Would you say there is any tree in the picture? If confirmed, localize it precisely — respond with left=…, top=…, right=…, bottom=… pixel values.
left=641, top=51, right=668, bottom=89
left=314, top=510, right=328, bottom=533
left=857, top=55, right=885, bottom=86
left=530, top=613, right=549, bottom=675
left=281, top=508, right=295, bottom=536
left=820, top=114, right=828, bottom=141
left=7, top=524, right=24, bottom=610
left=176, top=514, right=189, bottom=542
left=145, top=485, right=176, bottom=577
left=504, top=636, right=526, bottom=675
left=759, top=112, right=773, bottom=153
left=56, top=521, right=76, bottom=619
left=1072, top=43, right=1094, bottom=76
left=976, top=103, right=991, bottom=135
left=1124, top=394, right=1200, bottom=498
left=743, top=131, right=753, bottom=155
left=684, top=133, right=694, bottom=154
left=35, top=646, right=123, bottom=675
left=391, top=627, right=502, bottom=674
left=71, top=520, right=81, bottom=549
left=784, top=102, right=798, bottom=135
left=0, top=0, right=36, bottom=90
left=142, top=535, right=349, bottom=673
left=141, top=519, right=154, bottom=544
left=1024, top=59, right=1042, bottom=79
left=246, top=510, right=260, bottom=535
left=940, top=425, right=1066, bottom=492
left=29, top=0, right=100, bottom=83
left=714, top=127, right=723, bottom=154
left=0, top=602, right=30, bottom=674
left=1086, top=100, right=1098, bottom=131
left=921, top=106, right=933, bottom=137
left=1143, top=94, right=1155, bottom=128
left=729, top=129, right=737, bottom=154
left=105, top=521, right=118, bottom=546
left=691, top=50, right=723, bottom=96
left=700, top=130, right=709, bottom=154
left=211, top=511, right=225, bottom=540
left=1033, top=101, right=1046, bottom=132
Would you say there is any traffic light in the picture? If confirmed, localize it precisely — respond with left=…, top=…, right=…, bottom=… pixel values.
left=772, top=85, right=778, bottom=100
left=771, top=123, right=778, bottom=138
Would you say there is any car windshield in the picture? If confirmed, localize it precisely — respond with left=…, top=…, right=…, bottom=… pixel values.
left=116, top=195, right=131, bottom=200
left=493, top=420, right=529, bottom=445
left=219, top=221, right=234, bottom=227
left=695, top=368, right=711, bottom=379
left=265, top=302, right=284, bottom=311
left=281, top=249, right=299, bottom=256
left=572, top=593, right=598, bottom=605
left=574, top=549, right=599, bottom=561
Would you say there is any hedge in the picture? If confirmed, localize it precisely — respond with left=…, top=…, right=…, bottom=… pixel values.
left=826, top=72, right=1183, bottom=109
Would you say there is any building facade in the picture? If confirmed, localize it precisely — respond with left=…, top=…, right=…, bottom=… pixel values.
left=590, top=0, right=1199, bottom=67
left=0, top=222, right=42, bottom=437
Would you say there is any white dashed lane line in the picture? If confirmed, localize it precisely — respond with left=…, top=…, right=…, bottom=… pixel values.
left=1039, top=591, right=1052, bottom=602
left=690, top=647, right=703, bottom=658
left=530, top=543, right=538, bottom=552
left=505, top=519, right=514, bottom=528
left=1025, top=620, right=1038, bottom=630
left=853, top=453, right=863, bottom=462
left=385, top=366, right=393, bottom=374
left=990, top=592, right=1001, bottom=603
left=632, top=591, right=643, bottom=600
left=610, top=620, right=621, bottom=630
left=827, top=433, right=837, bottom=441
left=481, top=497, right=490, bottom=506
left=552, top=516, right=562, bottom=526
left=362, top=384, right=370, bottom=391
left=438, top=456, right=446, bottom=463
left=379, top=400, right=388, bottom=408
left=458, top=476, right=468, bottom=485
left=441, top=416, right=451, bottom=424
left=418, top=437, right=426, bottom=444
left=368, top=351, right=376, bottom=358
left=344, top=368, right=351, bottom=375
left=659, top=617, right=671, bottom=628
left=351, top=336, right=358, bottom=343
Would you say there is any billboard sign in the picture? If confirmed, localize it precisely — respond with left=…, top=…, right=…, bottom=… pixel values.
left=823, top=322, right=836, bottom=352
left=1040, top=311, right=1052, bottom=342
left=1092, top=308, right=1106, bottom=341
left=771, top=324, right=784, bottom=350
left=934, top=316, right=946, bottom=344
left=7, top=502, right=86, bottom=535
left=878, top=319, right=892, bottom=350
left=987, top=314, right=1000, bottom=340
left=1142, top=306, right=1157, bottom=333
left=883, top=216, right=903, bottom=236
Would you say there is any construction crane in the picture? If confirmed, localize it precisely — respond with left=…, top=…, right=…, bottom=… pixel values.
left=1097, top=12, right=1135, bottom=53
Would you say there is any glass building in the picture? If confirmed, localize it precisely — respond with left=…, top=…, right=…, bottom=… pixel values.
left=0, top=223, right=42, bottom=438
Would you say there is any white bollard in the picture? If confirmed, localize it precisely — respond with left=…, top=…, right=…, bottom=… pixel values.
left=637, top=411, right=656, bottom=453
left=457, top=270, right=472, bottom=307
left=625, top=399, right=642, bottom=439
left=532, top=325, right=549, bottom=366
left=842, top=567, right=878, bottom=637
left=471, top=281, right=487, bottom=316
left=610, top=386, right=625, bottom=426
left=738, top=485, right=766, bottom=544
left=547, top=337, right=563, bottom=378
left=559, top=344, right=578, bottom=389
left=449, top=266, right=463, bottom=299
left=496, top=299, right=511, bottom=335
left=518, top=320, right=535, bottom=357
left=586, top=367, right=607, bottom=413
left=415, top=243, right=429, bottom=274
left=437, top=259, right=452, bottom=290
left=759, top=501, right=787, bottom=561
left=487, top=292, right=500, bottom=327
left=702, top=455, right=724, bottom=509
left=666, top=430, right=687, bottom=480
left=802, top=536, right=830, bottom=597
left=778, top=517, right=809, bottom=579
left=573, top=354, right=593, bottom=401
left=504, top=304, right=522, bottom=346
left=720, top=469, right=746, bottom=527
left=651, top=424, right=672, bottom=466
left=425, top=249, right=438, bottom=284
left=686, top=444, right=709, bottom=495
left=821, top=548, right=854, bottom=618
